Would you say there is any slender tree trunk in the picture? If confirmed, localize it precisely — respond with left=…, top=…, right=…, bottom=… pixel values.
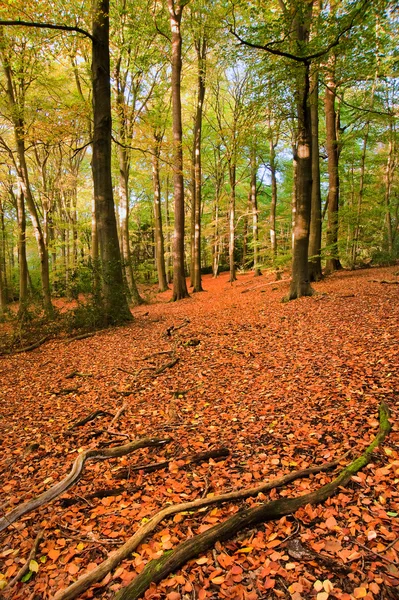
left=250, top=149, right=261, bottom=276
left=228, top=163, right=237, bottom=282
left=308, top=67, right=322, bottom=281
left=168, top=0, right=189, bottom=301
left=16, top=185, right=28, bottom=309
left=269, top=138, right=278, bottom=258
left=384, top=127, right=394, bottom=254
left=91, top=0, right=132, bottom=323
left=0, top=201, right=7, bottom=314
left=191, top=36, right=206, bottom=292
left=152, top=135, right=168, bottom=292
left=351, top=124, right=369, bottom=266
left=324, top=55, right=342, bottom=274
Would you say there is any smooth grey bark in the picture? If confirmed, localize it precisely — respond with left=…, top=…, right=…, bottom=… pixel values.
left=308, top=68, right=323, bottom=281
left=324, top=55, right=342, bottom=274
left=168, top=0, right=189, bottom=301
left=250, top=148, right=261, bottom=276
left=190, top=35, right=206, bottom=292
left=91, top=0, right=132, bottom=322
left=152, top=133, right=168, bottom=292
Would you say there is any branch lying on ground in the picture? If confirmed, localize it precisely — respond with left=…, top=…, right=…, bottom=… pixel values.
left=13, top=336, right=49, bottom=354
left=115, top=403, right=390, bottom=600
left=113, top=446, right=230, bottom=478
left=0, top=436, right=171, bottom=533
left=52, top=453, right=348, bottom=600
left=69, top=410, right=113, bottom=429
left=241, top=278, right=291, bottom=293
left=370, top=279, right=399, bottom=285
left=154, top=357, right=179, bottom=375
left=4, top=529, right=44, bottom=590
left=65, top=332, right=96, bottom=343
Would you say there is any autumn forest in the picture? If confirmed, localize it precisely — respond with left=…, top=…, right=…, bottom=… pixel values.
left=0, top=1, right=398, bottom=599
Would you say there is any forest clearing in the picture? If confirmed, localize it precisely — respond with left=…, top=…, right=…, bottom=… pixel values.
left=0, top=266, right=398, bottom=600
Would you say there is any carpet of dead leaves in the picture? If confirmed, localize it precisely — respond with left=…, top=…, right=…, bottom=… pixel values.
left=0, top=266, right=398, bottom=600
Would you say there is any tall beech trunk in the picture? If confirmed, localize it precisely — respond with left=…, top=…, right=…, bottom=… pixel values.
left=324, top=55, right=342, bottom=274
left=0, top=201, right=7, bottom=314
left=384, top=126, right=394, bottom=254
left=269, top=137, right=278, bottom=258
left=1, top=61, right=53, bottom=312
left=308, top=68, right=322, bottom=281
left=288, top=63, right=313, bottom=299
left=190, top=36, right=206, bottom=293
left=152, top=134, right=168, bottom=292
left=250, top=149, right=261, bottom=276
left=91, top=0, right=131, bottom=322
left=16, top=185, right=28, bottom=309
left=228, top=162, right=237, bottom=282
left=351, top=123, right=369, bottom=266
left=168, top=0, right=189, bottom=301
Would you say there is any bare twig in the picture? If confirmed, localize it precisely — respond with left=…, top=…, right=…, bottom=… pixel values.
left=5, top=529, right=44, bottom=589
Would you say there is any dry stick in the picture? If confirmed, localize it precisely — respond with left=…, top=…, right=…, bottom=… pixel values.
left=142, top=350, right=174, bottom=361
left=70, top=410, right=113, bottom=429
left=5, top=529, right=44, bottom=589
left=154, top=357, right=179, bottom=375
left=0, top=437, right=171, bottom=534
left=115, top=403, right=391, bottom=600
left=13, top=336, right=49, bottom=354
left=65, top=332, right=96, bottom=343
left=52, top=454, right=347, bottom=600
left=241, top=278, right=291, bottom=294
left=114, top=447, right=230, bottom=477
left=110, top=404, right=127, bottom=427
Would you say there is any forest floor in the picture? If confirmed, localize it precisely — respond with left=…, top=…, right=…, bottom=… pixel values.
left=0, top=266, right=398, bottom=600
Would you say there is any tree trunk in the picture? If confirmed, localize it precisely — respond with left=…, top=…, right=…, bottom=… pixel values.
left=384, top=127, right=394, bottom=254
left=250, top=149, right=261, bottom=276
left=16, top=185, right=28, bottom=310
left=288, top=61, right=313, bottom=300
left=324, top=55, right=342, bottom=274
left=91, top=0, right=132, bottom=323
left=152, top=135, right=168, bottom=292
left=308, top=67, right=323, bottom=281
left=269, top=137, right=278, bottom=258
left=228, top=163, right=237, bottom=282
left=168, top=0, right=189, bottom=301
left=191, top=36, right=206, bottom=293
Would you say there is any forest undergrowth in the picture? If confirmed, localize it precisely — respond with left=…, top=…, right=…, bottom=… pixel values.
left=0, top=267, right=398, bottom=600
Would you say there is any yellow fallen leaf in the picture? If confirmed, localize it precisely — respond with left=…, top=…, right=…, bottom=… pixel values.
left=237, top=547, right=253, bottom=553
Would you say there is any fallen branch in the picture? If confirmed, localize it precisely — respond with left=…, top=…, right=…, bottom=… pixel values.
left=241, top=278, right=291, bottom=293
left=65, top=371, right=93, bottom=379
left=154, top=357, right=179, bottom=375
left=52, top=454, right=347, bottom=600
left=70, top=410, right=113, bottom=429
left=142, top=350, right=174, bottom=361
left=65, top=332, right=96, bottom=343
left=110, top=404, right=127, bottom=427
left=369, top=279, right=399, bottom=284
left=5, top=529, right=44, bottom=589
left=115, top=402, right=390, bottom=600
left=13, top=336, right=49, bottom=354
left=0, top=436, right=171, bottom=534
left=113, top=447, right=230, bottom=478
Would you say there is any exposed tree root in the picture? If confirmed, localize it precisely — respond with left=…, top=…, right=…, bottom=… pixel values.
left=52, top=453, right=347, bottom=600
left=70, top=410, right=113, bottom=429
left=4, top=529, right=44, bottom=590
left=154, top=357, right=179, bottom=375
left=113, top=447, right=230, bottom=479
left=370, top=279, right=399, bottom=284
left=241, top=279, right=291, bottom=293
left=115, top=402, right=390, bottom=600
left=0, top=436, right=171, bottom=534
left=13, top=336, right=49, bottom=354
left=65, top=332, right=96, bottom=343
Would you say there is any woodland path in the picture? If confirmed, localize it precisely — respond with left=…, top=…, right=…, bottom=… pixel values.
left=0, top=267, right=398, bottom=600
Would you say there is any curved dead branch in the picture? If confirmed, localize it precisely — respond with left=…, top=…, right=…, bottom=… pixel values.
left=52, top=454, right=346, bottom=600
left=115, top=402, right=391, bottom=600
left=0, top=437, right=171, bottom=533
